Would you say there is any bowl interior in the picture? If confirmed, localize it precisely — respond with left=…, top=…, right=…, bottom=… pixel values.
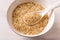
left=7, top=0, right=55, bottom=37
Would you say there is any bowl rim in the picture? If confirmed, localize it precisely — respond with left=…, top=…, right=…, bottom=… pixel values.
left=7, top=0, right=55, bottom=37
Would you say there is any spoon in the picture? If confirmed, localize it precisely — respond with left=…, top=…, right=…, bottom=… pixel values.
left=23, top=1, right=60, bottom=26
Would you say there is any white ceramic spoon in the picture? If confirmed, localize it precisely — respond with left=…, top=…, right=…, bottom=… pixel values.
left=23, top=1, right=60, bottom=26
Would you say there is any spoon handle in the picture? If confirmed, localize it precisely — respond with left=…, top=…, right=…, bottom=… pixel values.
left=49, top=1, right=60, bottom=17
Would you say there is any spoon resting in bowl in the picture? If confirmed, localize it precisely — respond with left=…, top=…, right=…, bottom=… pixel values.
left=23, top=1, right=60, bottom=26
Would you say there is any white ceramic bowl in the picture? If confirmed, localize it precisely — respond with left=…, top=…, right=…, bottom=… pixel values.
left=7, top=0, right=55, bottom=37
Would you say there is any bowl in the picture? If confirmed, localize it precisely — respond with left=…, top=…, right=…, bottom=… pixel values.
left=7, top=0, right=55, bottom=37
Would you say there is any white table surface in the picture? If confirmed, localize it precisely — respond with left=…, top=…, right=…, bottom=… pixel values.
left=0, top=0, right=60, bottom=40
